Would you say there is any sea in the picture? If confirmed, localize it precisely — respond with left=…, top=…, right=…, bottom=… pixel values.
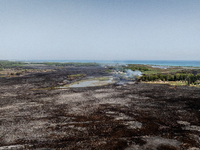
left=24, top=60, right=200, bottom=67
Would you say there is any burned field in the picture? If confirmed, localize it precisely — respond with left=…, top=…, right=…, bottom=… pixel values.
left=0, top=66, right=200, bottom=150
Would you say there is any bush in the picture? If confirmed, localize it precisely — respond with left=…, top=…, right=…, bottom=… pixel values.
left=194, top=80, right=200, bottom=85
left=16, top=72, right=21, bottom=75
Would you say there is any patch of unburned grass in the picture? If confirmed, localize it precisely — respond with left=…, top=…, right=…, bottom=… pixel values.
left=168, top=81, right=188, bottom=86
left=142, top=67, right=181, bottom=75
left=128, top=64, right=186, bottom=75
left=143, top=81, right=187, bottom=86
left=190, top=84, right=200, bottom=88
left=142, top=70, right=160, bottom=75
left=143, top=81, right=200, bottom=88
left=168, top=69, right=181, bottom=73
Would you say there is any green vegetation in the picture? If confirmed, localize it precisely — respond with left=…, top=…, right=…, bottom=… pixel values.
left=124, top=64, right=181, bottom=75
left=141, top=73, right=200, bottom=85
left=0, top=61, right=26, bottom=68
left=142, top=69, right=160, bottom=75
left=0, top=67, right=3, bottom=71
left=177, top=69, right=200, bottom=74
left=133, top=64, right=200, bottom=87
left=142, top=68, right=181, bottom=75
left=105, top=69, right=112, bottom=73
left=40, top=62, right=100, bottom=67
left=125, top=64, right=150, bottom=72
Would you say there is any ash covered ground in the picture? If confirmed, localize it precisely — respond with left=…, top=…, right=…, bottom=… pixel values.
left=0, top=66, right=200, bottom=150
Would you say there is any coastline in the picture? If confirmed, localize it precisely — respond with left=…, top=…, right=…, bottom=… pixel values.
left=6, top=60, right=200, bottom=67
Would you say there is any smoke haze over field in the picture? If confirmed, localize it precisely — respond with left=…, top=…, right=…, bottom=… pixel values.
left=0, top=0, right=200, bottom=60
left=126, top=69, right=142, bottom=77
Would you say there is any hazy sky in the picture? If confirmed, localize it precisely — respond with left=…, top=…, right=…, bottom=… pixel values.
left=0, top=0, right=200, bottom=60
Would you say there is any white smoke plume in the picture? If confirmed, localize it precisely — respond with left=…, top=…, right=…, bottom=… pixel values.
left=113, top=69, right=142, bottom=80
left=126, top=69, right=142, bottom=78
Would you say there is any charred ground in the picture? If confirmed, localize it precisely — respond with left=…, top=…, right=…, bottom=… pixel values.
left=0, top=65, right=200, bottom=150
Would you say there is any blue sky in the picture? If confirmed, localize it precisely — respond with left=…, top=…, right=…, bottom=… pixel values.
left=0, top=0, right=200, bottom=60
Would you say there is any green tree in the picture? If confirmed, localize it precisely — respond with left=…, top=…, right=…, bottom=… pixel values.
left=174, top=73, right=181, bottom=81
left=169, top=75, right=174, bottom=81
left=166, top=74, right=170, bottom=81
left=158, top=74, right=164, bottom=81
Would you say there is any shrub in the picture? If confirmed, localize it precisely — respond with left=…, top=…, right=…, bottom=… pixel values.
left=194, top=80, right=200, bottom=85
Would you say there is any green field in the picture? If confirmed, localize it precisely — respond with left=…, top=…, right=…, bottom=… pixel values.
left=124, top=64, right=184, bottom=75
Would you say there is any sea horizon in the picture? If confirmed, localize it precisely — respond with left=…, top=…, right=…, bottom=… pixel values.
left=6, top=59, right=200, bottom=67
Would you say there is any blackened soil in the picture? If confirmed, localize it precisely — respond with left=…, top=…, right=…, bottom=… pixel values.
left=0, top=66, right=108, bottom=87
left=0, top=66, right=200, bottom=150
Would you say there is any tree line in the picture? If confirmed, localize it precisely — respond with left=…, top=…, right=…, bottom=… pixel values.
left=141, top=73, right=200, bottom=85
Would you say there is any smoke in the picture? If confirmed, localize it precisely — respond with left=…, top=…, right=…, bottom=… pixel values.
left=125, top=69, right=142, bottom=78
left=113, top=69, right=142, bottom=81
left=100, top=63, right=142, bottom=80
